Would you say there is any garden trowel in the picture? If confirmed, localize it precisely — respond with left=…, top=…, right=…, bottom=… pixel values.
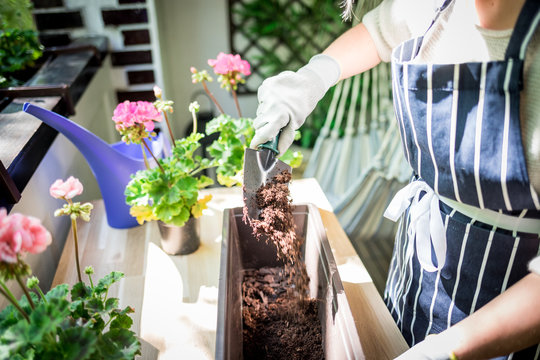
left=243, top=135, right=291, bottom=220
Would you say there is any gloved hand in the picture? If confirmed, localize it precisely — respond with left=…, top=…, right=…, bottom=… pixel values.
left=250, top=54, right=341, bottom=155
left=395, top=334, right=457, bottom=360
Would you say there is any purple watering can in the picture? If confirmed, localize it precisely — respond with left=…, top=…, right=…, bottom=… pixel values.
left=23, top=103, right=167, bottom=229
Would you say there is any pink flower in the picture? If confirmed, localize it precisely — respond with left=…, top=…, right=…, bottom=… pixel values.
left=208, top=53, right=251, bottom=76
left=0, top=209, right=52, bottom=263
left=112, top=101, right=161, bottom=132
left=50, top=176, right=84, bottom=200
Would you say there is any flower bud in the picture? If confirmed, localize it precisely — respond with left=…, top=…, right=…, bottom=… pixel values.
left=153, top=85, right=163, bottom=99
left=26, top=276, right=39, bottom=289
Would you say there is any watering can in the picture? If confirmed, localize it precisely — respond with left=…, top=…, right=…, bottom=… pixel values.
left=23, top=103, right=167, bottom=229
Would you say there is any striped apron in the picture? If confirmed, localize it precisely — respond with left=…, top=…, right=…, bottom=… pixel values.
left=383, top=0, right=540, bottom=358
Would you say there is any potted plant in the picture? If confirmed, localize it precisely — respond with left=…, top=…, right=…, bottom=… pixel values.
left=119, top=53, right=302, bottom=255
left=115, top=87, right=215, bottom=255
left=0, top=0, right=43, bottom=88
left=0, top=177, right=141, bottom=359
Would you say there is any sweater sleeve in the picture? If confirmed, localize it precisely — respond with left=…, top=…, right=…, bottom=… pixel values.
left=362, top=0, right=439, bottom=62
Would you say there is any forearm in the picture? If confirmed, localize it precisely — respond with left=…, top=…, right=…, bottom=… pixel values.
left=442, top=273, right=540, bottom=359
left=323, top=23, right=381, bottom=81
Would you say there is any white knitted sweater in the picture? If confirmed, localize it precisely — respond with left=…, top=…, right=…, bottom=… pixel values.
left=363, top=0, right=540, bottom=198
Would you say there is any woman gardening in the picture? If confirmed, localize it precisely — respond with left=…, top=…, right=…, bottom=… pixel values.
left=250, top=0, right=540, bottom=358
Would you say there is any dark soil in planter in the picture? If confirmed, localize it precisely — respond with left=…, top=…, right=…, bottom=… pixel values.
left=242, top=267, right=323, bottom=360
left=242, top=171, right=324, bottom=359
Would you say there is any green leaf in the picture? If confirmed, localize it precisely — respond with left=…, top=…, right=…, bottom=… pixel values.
left=68, top=299, right=88, bottom=320
left=169, top=208, right=190, bottom=227
left=95, top=272, right=124, bottom=295
left=0, top=298, right=70, bottom=356
left=84, top=297, right=104, bottom=314
left=96, top=328, right=141, bottom=359
left=104, top=298, right=119, bottom=312
left=0, top=299, right=25, bottom=333
left=279, top=150, right=303, bottom=169
left=154, top=201, right=183, bottom=222
left=196, top=175, right=214, bottom=189
left=70, top=282, right=91, bottom=301
left=55, top=326, right=97, bottom=360
left=109, top=312, right=133, bottom=330
left=44, top=284, right=69, bottom=301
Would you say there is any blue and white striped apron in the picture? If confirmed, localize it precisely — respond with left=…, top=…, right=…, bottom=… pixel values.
left=383, top=0, right=540, bottom=358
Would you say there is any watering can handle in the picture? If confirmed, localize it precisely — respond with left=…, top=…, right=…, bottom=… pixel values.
left=258, top=133, right=280, bottom=155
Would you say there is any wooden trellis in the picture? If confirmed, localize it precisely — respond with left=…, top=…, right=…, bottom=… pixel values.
left=228, top=0, right=347, bottom=94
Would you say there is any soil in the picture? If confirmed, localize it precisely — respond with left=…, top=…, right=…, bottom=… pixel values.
left=242, top=170, right=324, bottom=360
left=241, top=267, right=323, bottom=360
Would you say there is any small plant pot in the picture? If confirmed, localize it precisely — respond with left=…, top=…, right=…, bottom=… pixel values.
left=157, top=217, right=200, bottom=255
left=216, top=204, right=363, bottom=359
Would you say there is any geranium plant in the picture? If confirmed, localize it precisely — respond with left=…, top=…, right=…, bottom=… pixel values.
left=0, top=177, right=140, bottom=359
left=191, top=52, right=303, bottom=187
left=119, top=88, right=215, bottom=227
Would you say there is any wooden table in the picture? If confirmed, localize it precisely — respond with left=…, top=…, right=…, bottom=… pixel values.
left=51, top=178, right=408, bottom=359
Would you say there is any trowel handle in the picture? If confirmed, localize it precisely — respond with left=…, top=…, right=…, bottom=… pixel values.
left=258, top=133, right=280, bottom=155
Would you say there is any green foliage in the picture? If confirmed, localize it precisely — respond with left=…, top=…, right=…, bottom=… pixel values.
left=125, top=132, right=216, bottom=226
left=0, top=0, right=43, bottom=88
left=0, top=272, right=140, bottom=359
left=206, top=114, right=254, bottom=187
left=206, top=114, right=303, bottom=187
left=233, top=0, right=346, bottom=76
left=0, top=0, right=36, bottom=30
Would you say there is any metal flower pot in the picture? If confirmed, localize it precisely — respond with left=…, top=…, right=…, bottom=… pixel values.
left=216, top=204, right=363, bottom=359
left=157, top=217, right=200, bottom=255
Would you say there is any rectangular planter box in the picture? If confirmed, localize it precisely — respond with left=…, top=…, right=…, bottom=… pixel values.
left=216, top=204, right=364, bottom=359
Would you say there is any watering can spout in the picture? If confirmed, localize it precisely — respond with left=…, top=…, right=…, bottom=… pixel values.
left=23, top=103, right=149, bottom=229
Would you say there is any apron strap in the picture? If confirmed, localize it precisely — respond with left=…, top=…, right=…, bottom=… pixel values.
left=504, top=0, right=540, bottom=61
left=405, top=0, right=455, bottom=60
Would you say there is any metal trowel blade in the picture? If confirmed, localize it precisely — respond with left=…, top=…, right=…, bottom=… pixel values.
left=243, top=147, right=292, bottom=220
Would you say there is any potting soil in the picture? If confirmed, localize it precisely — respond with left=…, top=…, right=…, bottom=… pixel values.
left=242, top=171, right=324, bottom=359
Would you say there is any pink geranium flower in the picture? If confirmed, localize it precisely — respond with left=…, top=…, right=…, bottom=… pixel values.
left=50, top=176, right=83, bottom=200
left=208, top=53, right=251, bottom=76
left=112, top=100, right=161, bottom=132
left=0, top=209, right=52, bottom=263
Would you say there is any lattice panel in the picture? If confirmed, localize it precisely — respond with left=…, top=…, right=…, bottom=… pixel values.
left=229, top=0, right=347, bottom=94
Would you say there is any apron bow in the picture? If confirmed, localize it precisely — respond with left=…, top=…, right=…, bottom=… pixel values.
left=384, top=180, right=446, bottom=272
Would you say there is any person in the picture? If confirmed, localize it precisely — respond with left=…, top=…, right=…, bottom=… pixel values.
left=250, top=0, right=540, bottom=358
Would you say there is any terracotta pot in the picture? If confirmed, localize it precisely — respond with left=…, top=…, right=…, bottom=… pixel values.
left=216, top=204, right=363, bottom=359
left=157, top=217, right=200, bottom=255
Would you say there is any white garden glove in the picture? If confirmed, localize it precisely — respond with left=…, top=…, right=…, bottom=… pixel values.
left=250, top=54, right=341, bottom=155
left=394, top=334, right=457, bottom=360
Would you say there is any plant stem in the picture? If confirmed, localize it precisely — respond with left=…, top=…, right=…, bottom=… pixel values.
left=71, top=217, right=83, bottom=283
left=15, top=275, right=35, bottom=310
left=191, top=110, right=198, bottom=134
left=231, top=88, right=242, bottom=118
left=201, top=81, right=225, bottom=114
left=140, top=143, right=150, bottom=169
left=34, top=285, right=48, bottom=304
left=162, top=111, right=176, bottom=148
left=87, top=273, right=94, bottom=289
left=0, top=281, right=30, bottom=322
left=141, top=138, right=165, bottom=173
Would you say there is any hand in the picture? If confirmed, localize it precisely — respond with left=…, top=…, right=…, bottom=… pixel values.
left=250, top=54, right=341, bottom=154
left=395, top=334, right=456, bottom=360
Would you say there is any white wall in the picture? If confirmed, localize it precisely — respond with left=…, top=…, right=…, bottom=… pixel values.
left=154, top=0, right=258, bottom=137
